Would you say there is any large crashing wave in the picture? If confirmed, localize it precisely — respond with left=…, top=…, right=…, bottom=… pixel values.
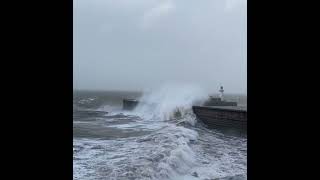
left=133, top=84, right=208, bottom=125
left=108, top=84, right=209, bottom=179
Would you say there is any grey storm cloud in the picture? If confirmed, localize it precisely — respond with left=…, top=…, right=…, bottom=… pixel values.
left=73, top=0, right=247, bottom=94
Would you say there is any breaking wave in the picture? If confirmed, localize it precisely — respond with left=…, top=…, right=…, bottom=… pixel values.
left=133, top=84, right=208, bottom=124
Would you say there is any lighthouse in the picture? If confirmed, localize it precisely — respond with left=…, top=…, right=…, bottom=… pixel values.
left=219, top=86, right=224, bottom=101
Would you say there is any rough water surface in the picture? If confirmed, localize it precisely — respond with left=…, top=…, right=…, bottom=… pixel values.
left=73, top=89, right=247, bottom=180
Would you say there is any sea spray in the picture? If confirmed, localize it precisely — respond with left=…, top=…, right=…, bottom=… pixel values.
left=133, top=83, right=208, bottom=124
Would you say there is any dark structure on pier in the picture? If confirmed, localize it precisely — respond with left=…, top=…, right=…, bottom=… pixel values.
left=123, top=99, right=139, bottom=110
left=203, top=97, right=237, bottom=106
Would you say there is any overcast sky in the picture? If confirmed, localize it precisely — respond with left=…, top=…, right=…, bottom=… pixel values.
left=73, top=0, right=247, bottom=94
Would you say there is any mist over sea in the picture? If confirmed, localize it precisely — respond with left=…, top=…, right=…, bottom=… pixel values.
left=73, top=87, right=247, bottom=180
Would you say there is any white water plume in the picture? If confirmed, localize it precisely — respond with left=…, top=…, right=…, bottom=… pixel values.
left=133, top=84, right=208, bottom=124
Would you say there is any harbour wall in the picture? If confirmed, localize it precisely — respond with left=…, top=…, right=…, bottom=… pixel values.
left=192, top=106, right=247, bottom=136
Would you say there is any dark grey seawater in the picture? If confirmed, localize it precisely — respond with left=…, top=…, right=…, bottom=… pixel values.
left=73, top=90, right=247, bottom=180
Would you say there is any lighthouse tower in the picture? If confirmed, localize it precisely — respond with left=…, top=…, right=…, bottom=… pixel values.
left=219, top=86, right=224, bottom=101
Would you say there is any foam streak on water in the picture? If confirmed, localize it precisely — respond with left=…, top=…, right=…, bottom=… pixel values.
left=73, top=86, right=247, bottom=180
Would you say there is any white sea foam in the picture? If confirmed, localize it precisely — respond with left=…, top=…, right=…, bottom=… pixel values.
left=74, top=125, right=201, bottom=180
left=73, top=126, right=247, bottom=180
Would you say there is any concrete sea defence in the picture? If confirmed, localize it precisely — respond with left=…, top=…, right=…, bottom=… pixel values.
left=192, top=106, right=247, bottom=136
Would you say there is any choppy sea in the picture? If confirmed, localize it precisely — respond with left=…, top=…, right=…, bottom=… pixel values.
left=73, top=87, right=247, bottom=180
